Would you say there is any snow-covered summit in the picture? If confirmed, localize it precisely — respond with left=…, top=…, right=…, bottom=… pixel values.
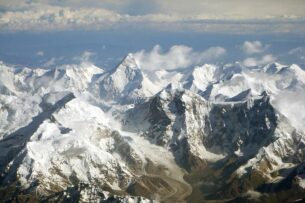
left=120, top=53, right=140, bottom=70
left=91, top=53, right=159, bottom=104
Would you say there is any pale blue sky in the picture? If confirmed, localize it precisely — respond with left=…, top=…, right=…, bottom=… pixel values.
left=0, top=1, right=304, bottom=69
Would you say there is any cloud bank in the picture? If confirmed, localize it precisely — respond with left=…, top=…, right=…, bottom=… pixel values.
left=0, top=7, right=121, bottom=31
left=1, top=0, right=305, bottom=19
left=0, top=1, right=305, bottom=33
left=133, top=45, right=226, bottom=70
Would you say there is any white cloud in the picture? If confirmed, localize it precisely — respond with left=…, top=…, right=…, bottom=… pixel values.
left=0, top=2, right=305, bottom=33
left=133, top=45, right=226, bottom=70
left=289, top=47, right=305, bottom=55
left=289, top=47, right=303, bottom=55
left=73, top=51, right=95, bottom=63
left=42, top=56, right=65, bottom=67
left=272, top=89, right=305, bottom=131
left=153, top=0, right=305, bottom=20
left=2, top=0, right=305, bottom=19
left=0, top=6, right=122, bottom=32
left=241, top=41, right=269, bottom=55
left=43, top=57, right=57, bottom=67
left=36, top=51, right=44, bottom=56
left=243, top=54, right=276, bottom=67
left=288, top=47, right=305, bottom=60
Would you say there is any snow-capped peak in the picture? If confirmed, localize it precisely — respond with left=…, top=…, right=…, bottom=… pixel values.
left=263, top=62, right=286, bottom=74
left=118, top=53, right=140, bottom=70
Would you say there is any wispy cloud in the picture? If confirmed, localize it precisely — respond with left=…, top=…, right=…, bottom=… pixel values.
left=36, top=51, right=44, bottom=56
left=243, top=54, right=276, bottom=67
left=73, top=51, right=95, bottom=63
left=288, top=47, right=305, bottom=61
left=133, top=45, right=226, bottom=70
left=241, top=41, right=269, bottom=55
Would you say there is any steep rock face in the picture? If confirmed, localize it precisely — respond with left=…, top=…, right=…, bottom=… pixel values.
left=205, top=93, right=277, bottom=156
left=220, top=121, right=305, bottom=197
left=123, top=84, right=278, bottom=171
left=122, top=82, right=305, bottom=201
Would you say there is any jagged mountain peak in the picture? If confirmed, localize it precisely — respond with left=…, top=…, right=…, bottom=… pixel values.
left=92, top=54, right=161, bottom=104
left=115, top=53, right=140, bottom=71
left=110, top=53, right=143, bottom=81
left=263, top=62, right=286, bottom=74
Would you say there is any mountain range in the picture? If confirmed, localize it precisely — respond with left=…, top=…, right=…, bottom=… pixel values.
left=0, top=54, right=305, bottom=203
